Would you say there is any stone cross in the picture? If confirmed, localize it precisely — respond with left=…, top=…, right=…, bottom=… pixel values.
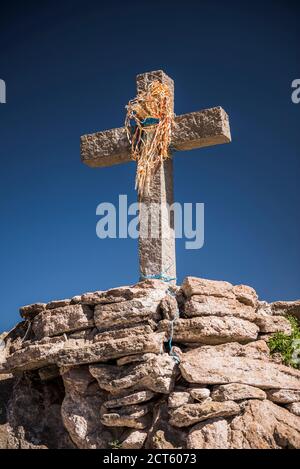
left=81, top=70, right=231, bottom=282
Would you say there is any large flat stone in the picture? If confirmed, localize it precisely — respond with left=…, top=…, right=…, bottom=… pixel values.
left=183, top=296, right=256, bottom=322
left=158, top=316, right=258, bottom=345
left=182, top=277, right=234, bottom=299
left=56, top=327, right=165, bottom=367
left=90, top=353, right=176, bottom=395
left=81, top=280, right=168, bottom=305
left=32, top=305, right=94, bottom=339
left=94, top=296, right=163, bottom=331
left=230, top=399, right=300, bottom=449
left=169, top=400, right=240, bottom=427
left=5, top=326, right=165, bottom=372
left=104, top=390, right=155, bottom=409
left=5, top=337, right=65, bottom=373
left=179, top=342, right=300, bottom=390
left=211, top=383, right=266, bottom=401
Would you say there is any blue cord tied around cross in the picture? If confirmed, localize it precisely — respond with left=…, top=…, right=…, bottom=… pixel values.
left=130, top=116, right=160, bottom=136
left=140, top=272, right=176, bottom=283
left=140, top=271, right=181, bottom=364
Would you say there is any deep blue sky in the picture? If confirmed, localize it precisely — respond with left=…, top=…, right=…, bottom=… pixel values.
left=0, top=0, right=299, bottom=331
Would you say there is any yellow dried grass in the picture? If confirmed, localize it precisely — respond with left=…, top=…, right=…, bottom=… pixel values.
left=125, top=80, right=174, bottom=196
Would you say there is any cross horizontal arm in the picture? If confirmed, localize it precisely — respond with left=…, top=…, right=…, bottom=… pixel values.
left=81, top=106, right=231, bottom=168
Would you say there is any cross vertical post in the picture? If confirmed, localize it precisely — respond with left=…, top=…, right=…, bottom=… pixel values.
left=136, top=71, right=176, bottom=283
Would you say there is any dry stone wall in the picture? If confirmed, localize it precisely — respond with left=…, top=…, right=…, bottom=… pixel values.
left=1, top=277, right=300, bottom=449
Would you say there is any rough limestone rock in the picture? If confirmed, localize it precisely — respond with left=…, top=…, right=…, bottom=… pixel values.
left=189, top=388, right=211, bottom=401
left=100, top=404, right=152, bottom=429
left=211, top=383, right=267, bottom=401
left=180, top=342, right=300, bottom=390
left=104, top=390, right=155, bottom=408
left=169, top=400, right=240, bottom=427
left=271, top=300, right=300, bottom=319
left=230, top=400, right=300, bottom=449
left=287, top=403, right=300, bottom=416
left=19, top=303, right=46, bottom=320
left=121, top=429, right=148, bottom=449
left=187, top=418, right=229, bottom=449
left=159, top=316, right=258, bottom=345
left=145, top=401, right=187, bottom=449
left=182, top=277, right=235, bottom=299
left=90, top=353, right=177, bottom=395
left=1, top=276, right=300, bottom=449
left=232, top=285, right=258, bottom=308
left=168, top=392, right=193, bottom=409
left=33, top=304, right=94, bottom=339
left=266, top=389, right=300, bottom=404
left=94, top=297, right=161, bottom=331
left=254, top=315, right=292, bottom=334
left=184, top=296, right=256, bottom=322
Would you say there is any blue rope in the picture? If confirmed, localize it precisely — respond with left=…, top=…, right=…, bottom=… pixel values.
left=140, top=272, right=177, bottom=283
left=167, top=286, right=181, bottom=364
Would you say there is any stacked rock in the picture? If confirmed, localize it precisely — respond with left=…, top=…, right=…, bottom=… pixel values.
left=1, top=277, right=300, bottom=449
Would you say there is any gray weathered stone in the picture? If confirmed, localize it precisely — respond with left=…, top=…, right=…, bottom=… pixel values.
left=5, top=326, right=165, bottom=372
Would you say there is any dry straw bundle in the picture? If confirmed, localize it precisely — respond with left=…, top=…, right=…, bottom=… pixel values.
left=125, top=80, right=174, bottom=196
